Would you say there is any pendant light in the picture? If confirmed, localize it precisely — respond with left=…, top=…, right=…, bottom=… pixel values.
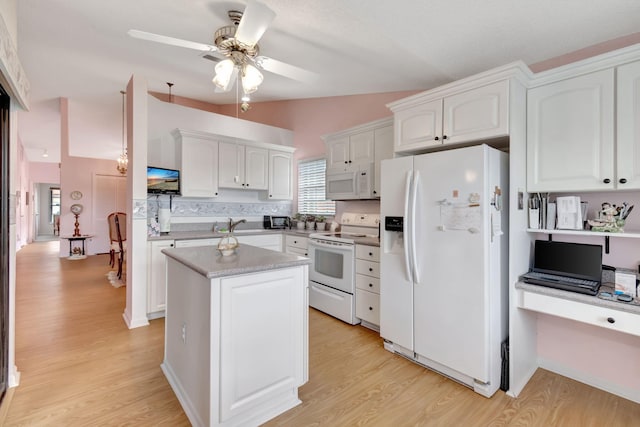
left=116, top=90, right=128, bottom=175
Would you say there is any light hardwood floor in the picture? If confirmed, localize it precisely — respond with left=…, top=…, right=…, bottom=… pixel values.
left=5, top=241, right=640, bottom=426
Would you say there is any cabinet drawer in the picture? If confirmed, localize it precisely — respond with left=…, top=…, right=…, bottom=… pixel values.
left=285, top=235, right=308, bottom=250
left=356, top=259, right=380, bottom=278
left=174, top=238, right=220, bottom=248
left=356, top=245, right=380, bottom=261
left=356, top=274, right=380, bottom=294
left=519, top=290, right=640, bottom=337
left=356, top=289, right=380, bottom=326
left=286, top=246, right=308, bottom=257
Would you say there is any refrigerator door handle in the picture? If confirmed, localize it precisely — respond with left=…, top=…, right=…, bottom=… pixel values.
left=403, top=170, right=413, bottom=282
left=410, top=170, right=420, bottom=285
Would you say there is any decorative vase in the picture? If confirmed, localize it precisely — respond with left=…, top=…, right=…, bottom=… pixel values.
left=306, top=221, right=315, bottom=230
left=296, top=221, right=305, bottom=230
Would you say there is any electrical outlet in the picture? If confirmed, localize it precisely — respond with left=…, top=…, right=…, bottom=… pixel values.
left=181, top=322, right=186, bottom=343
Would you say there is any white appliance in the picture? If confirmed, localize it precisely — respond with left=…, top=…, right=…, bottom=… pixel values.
left=309, top=213, right=380, bottom=324
left=326, top=164, right=373, bottom=200
left=380, top=144, right=508, bottom=398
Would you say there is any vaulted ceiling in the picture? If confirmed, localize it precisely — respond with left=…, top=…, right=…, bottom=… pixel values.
left=15, top=0, right=640, bottom=163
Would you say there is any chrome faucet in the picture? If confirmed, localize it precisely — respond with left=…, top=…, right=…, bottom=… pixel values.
left=228, top=218, right=247, bottom=233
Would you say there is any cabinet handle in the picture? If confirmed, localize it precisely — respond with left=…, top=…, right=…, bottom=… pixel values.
left=434, top=136, right=439, bottom=141
left=369, top=283, right=373, bottom=287
left=369, top=306, right=373, bottom=310
left=373, top=190, right=377, bottom=195
left=369, top=267, right=373, bottom=272
left=269, top=194, right=272, bottom=198
left=304, top=253, right=308, bottom=256
left=215, top=192, right=218, bottom=196
left=246, top=183, right=249, bottom=187
left=619, top=178, right=628, bottom=184
left=369, top=252, right=373, bottom=256
left=349, top=160, right=352, bottom=163
left=170, top=244, right=174, bottom=247
left=607, top=317, right=615, bottom=324
left=443, top=135, right=448, bottom=140
left=294, top=240, right=297, bottom=244
left=344, top=161, right=348, bottom=164
left=603, top=178, right=611, bottom=184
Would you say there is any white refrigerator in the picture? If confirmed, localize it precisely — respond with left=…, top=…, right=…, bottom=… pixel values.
left=380, top=144, right=508, bottom=398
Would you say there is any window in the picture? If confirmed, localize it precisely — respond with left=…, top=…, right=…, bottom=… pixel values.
left=50, top=188, right=60, bottom=223
left=297, top=158, right=335, bottom=215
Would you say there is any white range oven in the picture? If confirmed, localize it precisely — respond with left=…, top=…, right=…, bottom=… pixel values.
left=308, top=213, right=379, bottom=325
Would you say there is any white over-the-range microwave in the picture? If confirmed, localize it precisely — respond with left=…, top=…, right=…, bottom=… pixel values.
left=326, top=163, right=374, bottom=200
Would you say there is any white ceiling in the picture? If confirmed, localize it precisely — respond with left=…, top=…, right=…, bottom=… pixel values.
left=15, top=0, right=640, bottom=164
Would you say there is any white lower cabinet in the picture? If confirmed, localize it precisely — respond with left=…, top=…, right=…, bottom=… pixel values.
left=163, top=259, right=308, bottom=426
left=236, top=234, right=283, bottom=252
left=147, top=239, right=174, bottom=317
left=355, top=244, right=381, bottom=329
left=285, top=235, right=308, bottom=257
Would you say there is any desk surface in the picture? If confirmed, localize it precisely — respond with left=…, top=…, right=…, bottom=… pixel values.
left=61, top=235, right=94, bottom=239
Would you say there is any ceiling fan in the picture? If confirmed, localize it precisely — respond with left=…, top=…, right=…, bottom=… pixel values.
left=128, top=0, right=316, bottom=98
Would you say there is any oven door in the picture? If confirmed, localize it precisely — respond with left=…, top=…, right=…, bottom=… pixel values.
left=308, top=239, right=355, bottom=294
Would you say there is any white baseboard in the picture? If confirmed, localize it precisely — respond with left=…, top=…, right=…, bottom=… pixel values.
left=506, top=363, right=537, bottom=398
left=122, top=310, right=150, bottom=329
left=538, top=357, right=640, bottom=404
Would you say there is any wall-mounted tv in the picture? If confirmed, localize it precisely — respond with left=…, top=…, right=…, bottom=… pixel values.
left=147, top=166, right=180, bottom=195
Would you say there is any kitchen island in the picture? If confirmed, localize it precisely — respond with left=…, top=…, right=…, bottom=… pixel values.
left=161, top=244, right=311, bottom=427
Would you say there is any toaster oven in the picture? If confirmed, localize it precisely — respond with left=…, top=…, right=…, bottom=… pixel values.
left=263, top=215, right=290, bottom=229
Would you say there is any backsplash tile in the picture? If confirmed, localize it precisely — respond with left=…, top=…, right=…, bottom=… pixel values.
left=147, top=199, right=292, bottom=218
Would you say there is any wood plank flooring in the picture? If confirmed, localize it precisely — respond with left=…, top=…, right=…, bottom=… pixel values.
left=6, top=241, right=640, bottom=426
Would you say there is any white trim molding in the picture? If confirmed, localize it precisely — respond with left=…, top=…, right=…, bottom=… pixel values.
left=0, top=13, right=29, bottom=110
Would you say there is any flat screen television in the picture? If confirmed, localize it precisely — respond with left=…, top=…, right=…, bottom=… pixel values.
left=147, top=166, right=180, bottom=195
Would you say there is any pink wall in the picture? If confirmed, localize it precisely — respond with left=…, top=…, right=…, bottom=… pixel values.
left=29, top=162, right=60, bottom=183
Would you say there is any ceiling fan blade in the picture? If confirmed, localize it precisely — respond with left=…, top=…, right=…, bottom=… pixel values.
left=128, top=29, right=217, bottom=52
left=234, top=0, right=276, bottom=47
left=254, top=56, right=319, bottom=83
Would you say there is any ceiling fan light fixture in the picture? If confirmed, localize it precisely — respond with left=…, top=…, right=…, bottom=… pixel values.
left=241, top=63, right=263, bottom=94
left=212, top=59, right=235, bottom=90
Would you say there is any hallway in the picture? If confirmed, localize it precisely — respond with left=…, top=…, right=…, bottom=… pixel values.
left=6, top=241, right=189, bottom=425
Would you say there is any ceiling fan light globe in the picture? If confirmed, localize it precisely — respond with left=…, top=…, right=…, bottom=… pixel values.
left=212, top=59, right=235, bottom=90
left=241, top=64, right=263, bottom=94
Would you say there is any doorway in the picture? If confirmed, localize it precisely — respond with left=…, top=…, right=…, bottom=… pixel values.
left=34, top=183, right=60, bottom=242
left=0, top=83, right=10, bottom=402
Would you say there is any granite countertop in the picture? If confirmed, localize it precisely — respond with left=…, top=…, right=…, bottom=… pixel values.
left=162, top=244, right=311, bottom=279
left=516, top=280, right=640, bottom=315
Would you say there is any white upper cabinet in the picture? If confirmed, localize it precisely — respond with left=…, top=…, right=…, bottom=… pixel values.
left=173, top=130, right=219, bottom=198
left=616, top=60, right=640, bottom=190
left=443, top=81, right=508, bottom=144
left=373, top=125, right=394, bottom=198
left=268, top=150, right=293, bottom=200
left=326, top=131, right=374, bottom=172
left=323, top=118, right=393, bottom=200
left=219, top=141, right=268, bottom=190
left=527, top=57, right=640, bottom=193
left=394, top=99, right=442, bottom=153
left=392, top=80, right=509, bottom=154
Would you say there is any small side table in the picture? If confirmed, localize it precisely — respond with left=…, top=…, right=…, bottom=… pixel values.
left=61, top=235, right=93, bottom=260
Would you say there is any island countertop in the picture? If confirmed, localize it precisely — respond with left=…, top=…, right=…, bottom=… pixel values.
left=162, top=244, right=311, bottom=279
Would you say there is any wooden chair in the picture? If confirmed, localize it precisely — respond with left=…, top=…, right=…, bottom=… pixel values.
left=114, top=214, right=126, bottom=280
left=107, top=212, right=127, bottom=277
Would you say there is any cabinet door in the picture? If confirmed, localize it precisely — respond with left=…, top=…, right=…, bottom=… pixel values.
left=147, top=240, right=174, bottom=315
left=443, top=80, right=509, bottom=145
left=527, top=69, right=615, bottom=192
left=219, top=267, right=305, bottom=421
left=394, top=99, right=442, bottom=153
left=218, top=141, right=245, bottom=189
left=245, top=146, right=269, bottom=190
left=326, top=136, right=350, bottom=170
left=268, top=150, right=293, bottom=200
left=617, top=60, right=640, bottom=190
left=349, top=131, right=375, bottom=165
left=180, top=138, right=219, bottom=197
left=373, top=125, right=393, bottom=198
